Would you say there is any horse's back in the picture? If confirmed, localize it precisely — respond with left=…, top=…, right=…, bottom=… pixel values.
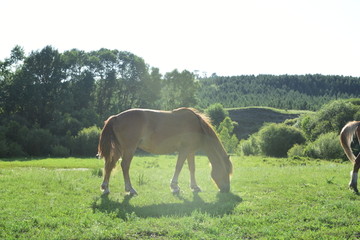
left=111, top=108, right=204, bottom=154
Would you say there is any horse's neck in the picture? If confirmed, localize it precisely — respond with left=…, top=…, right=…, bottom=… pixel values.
left=204, top=136, right=226, bottom=162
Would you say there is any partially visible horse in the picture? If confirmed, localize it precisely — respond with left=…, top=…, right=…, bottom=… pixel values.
left=340, top=121, right=360, bottom=193
left=98, top=107, right=233, bottom=195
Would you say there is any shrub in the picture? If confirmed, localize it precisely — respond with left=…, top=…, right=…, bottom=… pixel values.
left=0, top=126, right=8, bottom=157
left=51, top=145, right=70, bottom=157
left=206, top=103, right=228, bottom=127
left=300, top=100, right=357, bottom=141
left=258, top=123, right=306, bottom=157
left=71, top=126, right=101, bottom=157
left=304, top=132, right=344, bottom=160
left=217, top=117, right=239, bottom=153
left=287, top=144, right=306, bottom=158
left=0, top=125, right=27, bottom=157
left=218, top=127, right=239, bottom=153
left=7, top=142, right=26, bottom=157
left=24, top=128, right=54, bottom=156
left=237, top=135, right=260, bottom=156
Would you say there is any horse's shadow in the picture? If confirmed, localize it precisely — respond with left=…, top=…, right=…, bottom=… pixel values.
left=92, top=192, right=242, bottom=220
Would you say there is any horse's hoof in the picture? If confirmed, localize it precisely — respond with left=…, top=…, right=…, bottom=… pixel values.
left=127, top=188, right=138, bottom=196
left=349, top=184, right=359, bottom=194
left=171, top=187, right=180, bottom=195
left=191, top=186, right=202, bottom=193
left=101, top=184, right=110, bottom=195
left=101, top=188, right=110, bottom=195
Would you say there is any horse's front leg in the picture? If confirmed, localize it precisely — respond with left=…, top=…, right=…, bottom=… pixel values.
left=121, top=151, right=137, bottom=196
left=349, top=154, right=360, bottom=193
left=170, top=151, right=187, bottom=194
left=187, top=153, right=201, bottom=192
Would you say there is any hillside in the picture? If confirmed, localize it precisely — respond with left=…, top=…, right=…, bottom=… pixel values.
left=198, top=75, right=360, bottom=110
left=228, top=107, right=310, bottom=140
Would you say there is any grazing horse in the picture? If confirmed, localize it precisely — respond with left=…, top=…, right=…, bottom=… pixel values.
left=98, top=107, right=233, bottom=195
left=340, top=121, right=360, bottom=193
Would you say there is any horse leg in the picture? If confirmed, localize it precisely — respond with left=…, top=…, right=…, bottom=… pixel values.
left=187, top=153, right=201, bottom=192
left=121, top=150, right=137, bottom=196
left=170, top=151, right=187, bottom=194
left=101, top=149, right=120, bottom=194
left=349, top=153, right=360, bottom=193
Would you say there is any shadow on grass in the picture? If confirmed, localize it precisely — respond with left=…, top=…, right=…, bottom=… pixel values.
left=93, top=192, right=242, bottom=220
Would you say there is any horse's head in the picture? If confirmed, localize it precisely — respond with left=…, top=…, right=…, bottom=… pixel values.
left=210, top=155, right=232, bottom=193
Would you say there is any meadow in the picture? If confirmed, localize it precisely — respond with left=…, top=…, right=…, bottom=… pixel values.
left=1, top=155, right=359, bottom=239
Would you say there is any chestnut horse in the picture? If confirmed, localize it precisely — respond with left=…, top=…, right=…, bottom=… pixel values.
left=98, top=107, right=232, bottom=195
left=340, top=121, right=360, bottom=193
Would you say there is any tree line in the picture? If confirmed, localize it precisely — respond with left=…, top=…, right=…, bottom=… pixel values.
left=197, top=74, right=360, bottom=110
left=1, top=45, right=360, bottom=157
left=0, top=46, right=197, bottom=157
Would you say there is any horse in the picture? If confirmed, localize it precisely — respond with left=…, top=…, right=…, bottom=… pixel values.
left=340, top=121, right=360, bottom=193
left=97, top=107, right=233, bottom=195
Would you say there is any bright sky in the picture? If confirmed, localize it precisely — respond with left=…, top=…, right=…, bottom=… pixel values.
left=1, top=0, right=360, bottom=77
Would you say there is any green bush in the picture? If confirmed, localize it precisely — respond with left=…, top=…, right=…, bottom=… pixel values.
left=25, top=128, right=54, bottom=156
left=205, top=103, right=228, bottom=127
left=71, top=126, right=101, bottom=157
left=218, top=128, right=239, bottom=153
left=304, top=132, right=344, bottom=160
left=0, top=139, right=25, bottom=157
left=0, top=126, right=8, bottom=157
left=300, top=100, right=357, bottom=141
left=51, top=145, right=70, bottom=157
left=258, top=123, right=306, bottom=157
left=287, top=144, right=306, bottom=158
left=217, top=117, right=239, bottom=153
left=237, top=135, right=260, bottom=156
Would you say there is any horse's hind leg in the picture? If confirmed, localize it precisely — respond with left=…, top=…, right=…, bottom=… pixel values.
left=101, top=150, right=121, bottom=194
left=187, top=153, right=201, bottom=192
left=349, top=153, right=360, bottom=193
left=121, top=149, right=137, bottom=196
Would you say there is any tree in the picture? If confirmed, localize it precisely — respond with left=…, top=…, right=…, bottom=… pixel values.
left=62, top=49, right=95, bottom=111
left=160, top=69, right=198, bottom=110
left=0, top=46, right=25, bottom=115
left=6, top=46, right=66, bottom=127
left=140, top=67, right=162, bottom=109
left=217, top=117, right=239, bottom=153
left=205, top=103, right=228, bottom=127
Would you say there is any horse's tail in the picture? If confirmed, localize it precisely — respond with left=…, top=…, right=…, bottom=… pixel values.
left=98, top=116, right=119, bottom=160
left=340, top=121, right=360, bottom=164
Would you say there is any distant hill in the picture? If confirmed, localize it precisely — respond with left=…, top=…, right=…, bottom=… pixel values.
left=198, top=74, right=360, bottom=111
left=228, top=107, right=310, bottom=140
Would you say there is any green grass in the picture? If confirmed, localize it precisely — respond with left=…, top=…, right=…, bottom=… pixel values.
left=0, top=157, right=103, bottom=169
left=1, top=155, right=359, bottom=239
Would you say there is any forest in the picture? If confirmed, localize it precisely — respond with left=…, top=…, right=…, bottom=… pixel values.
left=1, top=45, right=360, bottom=157
left=197, top=74, right=360, bottom=110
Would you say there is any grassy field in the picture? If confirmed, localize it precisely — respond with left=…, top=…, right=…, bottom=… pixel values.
left=1, top=155, right=359, bottom=239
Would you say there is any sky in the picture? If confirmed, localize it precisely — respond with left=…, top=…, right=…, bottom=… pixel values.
left=1, top=0, right=360, bottom=77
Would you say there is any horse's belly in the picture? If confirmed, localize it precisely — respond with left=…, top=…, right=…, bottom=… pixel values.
left=138, top=132, right=201, bottom=154
left=138, top=137, right=179, bottom=154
